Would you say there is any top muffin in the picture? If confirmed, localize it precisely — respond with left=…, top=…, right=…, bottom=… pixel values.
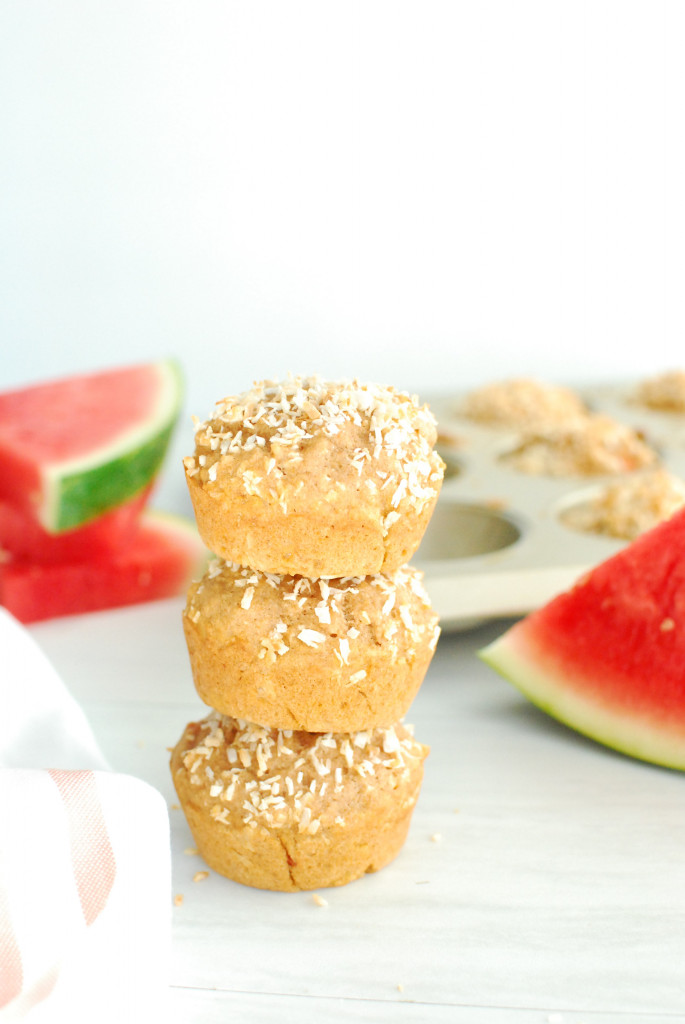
left=184, top=376, right=444, bottom=577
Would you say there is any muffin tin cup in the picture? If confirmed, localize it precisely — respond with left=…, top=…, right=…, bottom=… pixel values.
left=413, top=384, right=685, bottom=630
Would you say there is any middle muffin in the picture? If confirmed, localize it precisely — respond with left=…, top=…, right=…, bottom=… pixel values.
left=183, top=558, right=440, bottom=733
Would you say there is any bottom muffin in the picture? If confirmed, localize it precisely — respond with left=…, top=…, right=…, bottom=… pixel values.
left=170, top=712, right=428, bottom=891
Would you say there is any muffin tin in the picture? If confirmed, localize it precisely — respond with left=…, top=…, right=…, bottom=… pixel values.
left=413, top=381, right=685, bottom=630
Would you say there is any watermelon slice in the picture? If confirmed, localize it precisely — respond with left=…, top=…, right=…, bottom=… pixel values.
left=0, top=511, right=207, bottom=624
left=0, top=486, right=152, bottom=563
left=479, top=507, right=685, bottom=770
left=0, top=360, right=183, bottom=532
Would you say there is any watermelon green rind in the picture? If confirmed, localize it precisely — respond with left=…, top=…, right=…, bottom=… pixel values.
left=479, top=629, right=685, bottom=771
left=50, top=419, right=176, bottom=531
left=41, top=360, right=183, bottom=531
left=478, top=505, right=685, bottom=771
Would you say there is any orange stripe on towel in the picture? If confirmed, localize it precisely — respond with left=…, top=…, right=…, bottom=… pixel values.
left=0, top=877, right=23, bottom=1008
left=48, top=770, right=116, bottom=927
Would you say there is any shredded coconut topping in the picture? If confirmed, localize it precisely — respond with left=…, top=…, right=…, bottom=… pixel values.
left=560, top=468, right=685, bottom=540
left=500, top=414, right=657, bottom=477
left=188, top=375, right=443, bottom=528
left=461, top=377, right=587, bottom=430
left=634, top=370, right=685, bottom=413
left=297, top=628, right=326, bottom=648
left=176, top=713, right=426, bottom=837
left=184, top=558, right=439, bottom=673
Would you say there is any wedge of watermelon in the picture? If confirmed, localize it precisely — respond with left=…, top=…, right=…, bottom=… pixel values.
left=479, top=507, right=685, bottom=770
left=0, top=511, right=207, bottom=624
left=0, top=360, right=183, bottom=532
left=0, top=486, right=152, bottom=563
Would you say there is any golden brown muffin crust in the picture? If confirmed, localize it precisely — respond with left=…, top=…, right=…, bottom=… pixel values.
left=170, top=712, right=429, bottom=891
left=183, top=376, right=444, bottom=575
left=183, top=560, right=440, bottom=731
left=460, top=377, right=587, bottom=430
left=634, top=370, right=685, bottom=413
left=500, top=414, right=658, bottom=477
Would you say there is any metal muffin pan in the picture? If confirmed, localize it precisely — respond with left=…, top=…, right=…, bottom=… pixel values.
left=413, top=382, right=685, bottom=630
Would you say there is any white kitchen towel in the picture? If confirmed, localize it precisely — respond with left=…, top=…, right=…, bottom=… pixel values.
left=0, top=609, right=171, bottom=1022
left=0, top=606, right=108, bottom=771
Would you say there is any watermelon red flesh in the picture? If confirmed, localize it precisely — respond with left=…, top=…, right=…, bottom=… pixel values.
left=480, top=506, right=685, bottom=770
left=0, top=511, right=207, bottom=624
left=0, top=485, right=152, bottom=563
left=0, top=360, right=182, bottom=532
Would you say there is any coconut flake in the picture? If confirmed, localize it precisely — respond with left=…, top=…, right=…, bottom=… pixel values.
left=297, top=629, right=326, bottom=648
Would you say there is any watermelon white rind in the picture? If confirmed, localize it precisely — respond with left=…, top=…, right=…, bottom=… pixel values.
left=47, top=418, right=175, bottom=532
left=43, top=360, right=183, bottom=531
left=0, top=360, right=183, bottom=532
left=479, top=629, right=685, bottom=771
left=479, top=506, right=685, bottom=771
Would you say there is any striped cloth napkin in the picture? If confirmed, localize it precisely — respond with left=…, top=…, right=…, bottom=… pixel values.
left=0, top=609, right=171, bottom=1022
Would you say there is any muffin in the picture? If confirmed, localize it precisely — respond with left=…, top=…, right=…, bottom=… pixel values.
left=183, top=559, right=440, bottom=732
left=183, top=376, right=444, bottom=577
left=170, top=712, right=429, bottom=892
left=499, top=414, right=658, bottom=477
left=560, top=468, right=685, bottom=541
left=633, top=370, right=685, bottom=413
left=460, top=377, right=587, bottom=430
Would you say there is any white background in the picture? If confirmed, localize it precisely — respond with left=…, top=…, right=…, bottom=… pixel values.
left=4, top=10, right=685, bottom=1019
left=1, top=1, right=682, bottom=422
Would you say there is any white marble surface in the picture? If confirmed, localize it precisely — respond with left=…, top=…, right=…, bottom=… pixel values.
left=30, top=599, right=685, bottom=1024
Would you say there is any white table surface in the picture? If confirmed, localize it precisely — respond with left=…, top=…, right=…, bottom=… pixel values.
left=30, top=599, right=685, bottom=1024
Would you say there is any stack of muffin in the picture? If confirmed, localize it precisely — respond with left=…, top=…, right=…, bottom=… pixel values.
left=170, top=376, right=445, bottom=891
